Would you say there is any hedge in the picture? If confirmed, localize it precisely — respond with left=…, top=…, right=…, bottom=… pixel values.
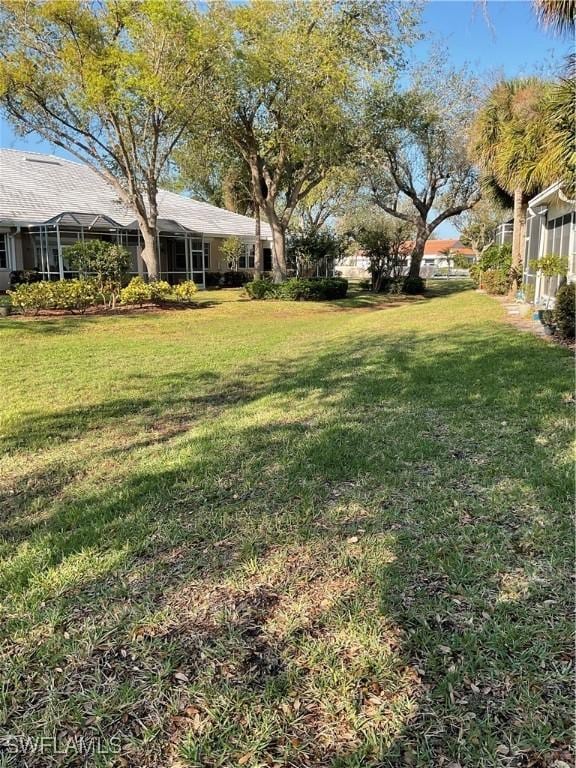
left=245, top=277, right=348, bottom=301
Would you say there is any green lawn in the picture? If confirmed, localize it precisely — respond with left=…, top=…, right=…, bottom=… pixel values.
left=0, top=283, right=573, bottom=768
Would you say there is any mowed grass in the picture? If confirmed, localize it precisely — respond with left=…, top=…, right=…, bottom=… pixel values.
left=0, top=283, right=573, bottom=768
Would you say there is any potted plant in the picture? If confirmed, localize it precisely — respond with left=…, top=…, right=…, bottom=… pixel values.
left=540, top=309, right=556, bottom=336
left=0, top=294, right=12, bottom=317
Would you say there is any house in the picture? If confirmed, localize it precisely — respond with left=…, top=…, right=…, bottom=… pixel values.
left=416, top=239, right=476, bottom=277
left=337, top=237, right=475, bottom=282
left=522, top=182, right=576, bottom=307
left=0, top=149, right=273, bottom=291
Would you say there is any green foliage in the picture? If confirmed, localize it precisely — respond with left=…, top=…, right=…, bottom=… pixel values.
left=65, top=241, right=129, bottom=307
left=452, top=253, right=472, bottom=270
left=288, top=229, right=345, bottom=275
left=530, top=254, right=568, bottom=277
left=8, top=279, right=97, bottom=313
left=173, top=280, right=198, bottom=303
left=340, top=207, right=412, bottom=292
left=554, top=283, right=575, bottom=339
left=0, top=1, right=216, bottom=278
left=206, top=271, right=252, bottom=288
left=477, top=244, right=512, bottom=272
left=471, top=78, right=553, bottom=197
left=120, top=277, right=151, bottom=307
left=481, top=269, right=511, bottom=295
left=244, top=278, right=274, bottom=299
left=149, top=280, right=173, bottom=304
left=402, top=276, right=426, bottom=295
left=220, top=237, right=244, bottom=271
left=245, top=277, right=348, bottom=301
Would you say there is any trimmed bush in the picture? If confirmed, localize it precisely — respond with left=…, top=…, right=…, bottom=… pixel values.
left=9, top=282, right=52, bottom=313
left=402, top=276, right=425, bottom=295
left=244, top=279, right=275, bottom=299
left=120, top=276, right=151, bottom=306
left=245, top=277, right=348, bottom=301
left=51, top=279, right=97, bottom=313
left=206, top=271, right=252, bottom=288
left=149, top=280, right=172, bottom=304
left=8, top=279, right=98, bottom=313
left=554, top=283, right=575, bottom=340
left=173, top=280, right=198, bottom=303
left=481, top=269, right=510, bottom=295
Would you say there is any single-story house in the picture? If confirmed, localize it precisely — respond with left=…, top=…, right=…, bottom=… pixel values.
left=0, top=148, right=273, bottom=291
left=522, top=182, right=576, bottom=307
left=337, top=237, right=475, bottom=281
left=416, top=239, right=476, bottom=277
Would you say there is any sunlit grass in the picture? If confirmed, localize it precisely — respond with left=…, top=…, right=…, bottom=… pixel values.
left=0, top=282, right=573, bottom=767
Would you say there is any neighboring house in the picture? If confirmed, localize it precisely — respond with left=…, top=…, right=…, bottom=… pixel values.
left=522, top=182, right=576, bottom=307
left=337, top=238, right=475, bottom=281
left=0, top=148, right=273, bottom=291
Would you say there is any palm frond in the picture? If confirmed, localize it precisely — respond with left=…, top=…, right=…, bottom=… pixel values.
left=533, top=0, right=576, bottom=35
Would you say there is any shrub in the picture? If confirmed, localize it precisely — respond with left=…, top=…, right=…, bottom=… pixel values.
left=469, top=263, right=481, bottom=286
left=149, top=280, right=172, bottom=304
left=120, top=276, right=151, bottom=306
left=481, top=269, right=510, bottom=295
left=402, top=276, right=425, bottom=295
left=9, top=281, right=54, bottom=314
left=245, top=279, right=276, bottom=299
left=173, top=280, right=198, bottom=303
left=51, top=279, right=97, bottom=313
left=245, top=277, right=348, bottom=301
left=554, top=283, right=575, bottom=340
left=65, top=240, right=129, bottom=308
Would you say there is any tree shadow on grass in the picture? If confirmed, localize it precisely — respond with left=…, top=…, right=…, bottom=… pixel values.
left=0, top=319, right=573, bottom=766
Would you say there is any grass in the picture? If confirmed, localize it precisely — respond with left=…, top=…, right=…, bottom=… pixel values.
left=0, top=282, right=573, bottom=768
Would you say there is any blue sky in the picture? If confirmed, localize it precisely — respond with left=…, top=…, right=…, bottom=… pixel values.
left=0, top=0, right=566, bottom=236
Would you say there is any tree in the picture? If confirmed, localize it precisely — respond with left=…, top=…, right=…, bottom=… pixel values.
left=221, top=236, right=244, bottom=272
left=292, top=167, right=361, bottom=236
left=339, top=206, right=412, bottom=292
left=0, top=0, right=214, bottom=279
left=471, top=78, right=552, bottom=284
left=455, top=196, right=509, bottom=258
left=363, top=64, right=481, bottom=279
left=288, top=228, right=344, bottom=278
left=199, top=0, right=418, bottom=282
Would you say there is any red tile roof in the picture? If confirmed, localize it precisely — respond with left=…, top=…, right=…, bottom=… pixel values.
left=403, top=238, right=475, bottom=256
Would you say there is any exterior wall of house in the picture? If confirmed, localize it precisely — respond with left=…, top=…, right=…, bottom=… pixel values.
left=523, top=193, right=575, bottom=307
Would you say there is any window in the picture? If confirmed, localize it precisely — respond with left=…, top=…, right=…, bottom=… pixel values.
left=203, top=241, right=211, bottom=270
left=0, top=233, right=7, bottom=269
left=263, top=247, right=272, bottom=272
left=239, top=244, right=255, bottom=269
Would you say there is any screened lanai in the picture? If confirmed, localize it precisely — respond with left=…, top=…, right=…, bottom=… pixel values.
left=25, top=213, right=209, bottom=286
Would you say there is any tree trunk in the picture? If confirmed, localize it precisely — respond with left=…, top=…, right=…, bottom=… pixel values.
left=511, top=186, right=527, bottom=295
left=254, top=202, right=263, bottom=279
left=268, top=213, right=287, bottom=283
left=139, top=220, right=160, bottom=281
left=408, top=228, right=428, bottom=278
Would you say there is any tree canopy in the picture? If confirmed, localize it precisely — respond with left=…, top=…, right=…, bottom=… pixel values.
left=362, top=62, right=481, bottom=277
left=181, top=0, right=419, bottom=281
left=0, top=0, right=216, bottom=278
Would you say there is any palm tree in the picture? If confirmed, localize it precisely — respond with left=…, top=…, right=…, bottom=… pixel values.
left=533, top=0, right=576, bottom=35
left=533, top=0, right=576, bottom=198
left=471, top=78, right=551, bottom=286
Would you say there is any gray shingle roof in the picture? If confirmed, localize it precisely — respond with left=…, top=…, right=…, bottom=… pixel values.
left=0, top=148, right=271, bottom=239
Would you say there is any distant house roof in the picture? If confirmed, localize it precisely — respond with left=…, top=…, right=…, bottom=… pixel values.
left=0, top=148, right=271, bottom=239
left=403, top=238, right=475, bottom=256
